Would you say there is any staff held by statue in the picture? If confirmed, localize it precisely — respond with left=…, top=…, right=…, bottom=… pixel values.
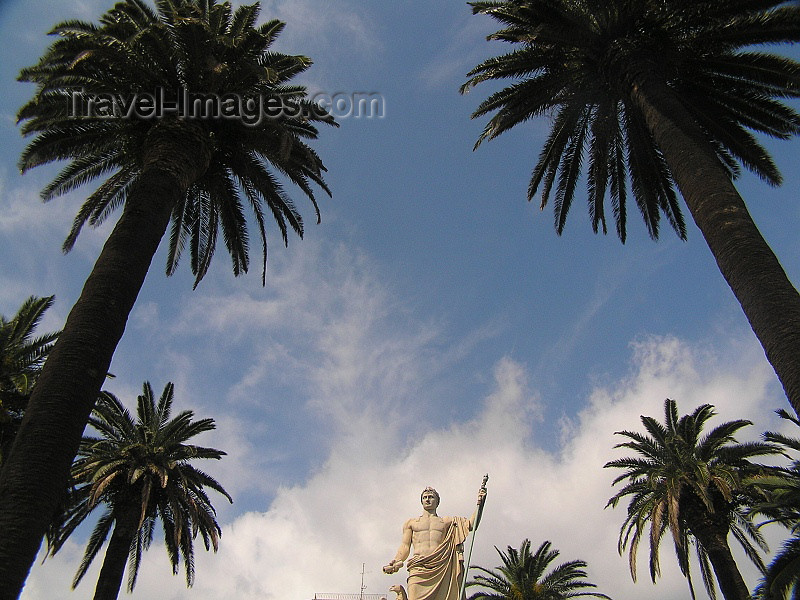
left=459, top=474, right=488, bottom=600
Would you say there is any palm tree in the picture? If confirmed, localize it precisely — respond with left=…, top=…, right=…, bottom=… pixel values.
left=750, top=409, right=800, bottom=599
left=461, top=1, right=800, bottom=420
left=466, top=538, right=611, bottom=600
left=0, top=295, right=58, bottom=465
left=605, top=399, right=782, bottom=600
left=46, top=382, right=232, bottom=600
left=0, top=1, right=333, bottom=594
left=754, top=536, right=800, bottom=600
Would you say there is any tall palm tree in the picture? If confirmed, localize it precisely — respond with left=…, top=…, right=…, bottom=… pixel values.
left=466, top=539, right=611, bottom=600
left=0, top=295, right=58, bottom=466
left=0, top=1, right=333, bottom=594
left=605, top=399, right=782, bottom=600
left=47, top=382, right=232, bottom=600
left=461, top=0, right=800, bottom=420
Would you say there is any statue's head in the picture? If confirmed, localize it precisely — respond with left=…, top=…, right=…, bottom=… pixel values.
left=420, top=486, right=440, bottom=508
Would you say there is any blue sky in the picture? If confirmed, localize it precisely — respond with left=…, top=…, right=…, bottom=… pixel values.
left=2, top=1, right=800, bottom=599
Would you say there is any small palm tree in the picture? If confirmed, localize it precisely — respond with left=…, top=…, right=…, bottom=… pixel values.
left=0, top=2, right=333, bottom=593
left=47, top=382, right=232, bottom=600
left=751, top=409, right=800, bottom=599
left=461, top=0, right=800, bottom=422
left=605, top=399, right=782, bottom=600
left=466, top=539, right=611, bottom=600
left=0, top=295, right=58, bottom=465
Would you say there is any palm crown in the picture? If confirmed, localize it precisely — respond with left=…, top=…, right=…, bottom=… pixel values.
left=0, top=295, right=58, bottom=407
left=605, top=399, right=781, bottom=600
left=17, top=0, right=334, bottom=286
left=461, top=0, right=800, bottom=241
left=0, top=295, right=58, bottom=463
left=48, top=382, right=232, bottom=595
left=753, top=409, right=800, bottom=528
left=466, top=538, right=610, bottom=600
left=750, top=409, right=800, bottom=599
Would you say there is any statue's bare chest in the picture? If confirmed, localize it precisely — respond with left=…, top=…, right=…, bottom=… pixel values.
left=410, top=515, right=451, bottom=549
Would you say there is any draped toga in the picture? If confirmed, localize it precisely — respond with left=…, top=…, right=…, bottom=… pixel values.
left=405, top=516, right=472, bottom=600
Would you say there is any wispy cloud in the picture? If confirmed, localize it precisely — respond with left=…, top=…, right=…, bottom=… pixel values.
left=24, top=288, right=787, bottom=600
left=419, top=11, right=495, bottom=91
left=257, top=0, right=382, bottom=91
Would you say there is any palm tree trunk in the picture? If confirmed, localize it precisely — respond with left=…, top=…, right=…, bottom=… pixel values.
left=0, top=121, right=210, bottom=600
left=93, top=509, right=139, bottom=600
left=689, top=522, right=751, bottom=600
left=629, top=67, right=800, bottom=420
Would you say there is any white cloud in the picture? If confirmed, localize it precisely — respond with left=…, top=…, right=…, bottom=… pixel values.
left=0, top=168, right=116, bottom=335
left=183, top=334, right=781, bottom=600
left=23, top=325, right=787, bottom=600
left=0, top=170, right=67, bottom=237
left=16, top=234, right=789, bottom=600
left=258, top=0, right=381, bottom=90
left=420, top=12, right=495, bottom=91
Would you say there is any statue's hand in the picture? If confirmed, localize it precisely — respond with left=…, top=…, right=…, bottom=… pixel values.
left=383, top=560, right=402, bottom=574
left=477, top=488, right=487, bottom=505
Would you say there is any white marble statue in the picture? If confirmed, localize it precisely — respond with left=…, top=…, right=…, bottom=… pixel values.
left=383, top=485, right=486, bottom=600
